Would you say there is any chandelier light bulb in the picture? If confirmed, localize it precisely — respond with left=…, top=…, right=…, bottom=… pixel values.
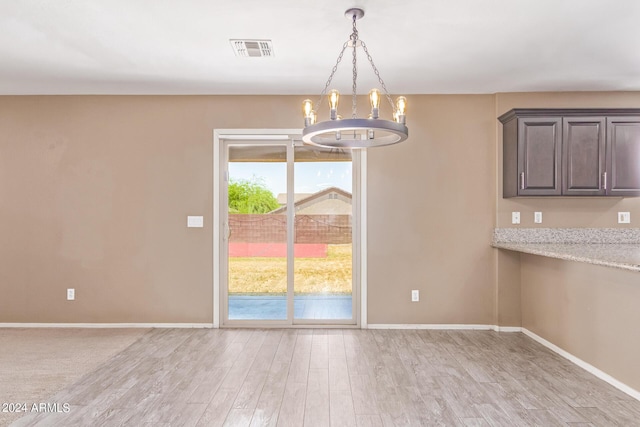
left=328, top=89, right=340, bottom=120
left=369, top=88, right=381, bottom=119
left=302, top=99, right=313, bottom=117
left=395, top=96, right=407, bottom=124
left=302, top=99, right=314, bottom=127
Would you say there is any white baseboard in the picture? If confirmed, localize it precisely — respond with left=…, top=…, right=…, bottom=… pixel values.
left=522, top=328, right=640, bottom=402
left=368, top=324, right=496, bottom=330
left=367, top=324, right=522, bottom=332
left=0, top=323, right=215, bottom=329
left=493, top=326, right=522, bottom=332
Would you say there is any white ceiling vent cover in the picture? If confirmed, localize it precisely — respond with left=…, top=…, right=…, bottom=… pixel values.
left=230, top=39, right=274, bottom=57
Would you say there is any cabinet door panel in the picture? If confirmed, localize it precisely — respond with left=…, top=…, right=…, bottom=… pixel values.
left=607, top=117, right=640, bottom=196
left=518, top=117, right=562, bottom=195
left=562, top=117, right=606, bottom=196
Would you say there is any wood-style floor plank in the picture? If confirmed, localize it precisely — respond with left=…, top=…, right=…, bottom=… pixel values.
left=275, top=381, right=306, bottom=427
left=329, top=389, right=357, bottom=427
left=196, top=388, right=238, bottom=427
left=285, top=330, right=313, bottom=385
left=303, top=368, right=330, bottom=427
left=249, top=330, right=297, bottom=427
left=9, top=328, right=640, bottom=427
left=309, top=330, right=329, bottom=370
left=231, top=331, right=281, bottom=411
left=354, top=414, right=384, bottom=427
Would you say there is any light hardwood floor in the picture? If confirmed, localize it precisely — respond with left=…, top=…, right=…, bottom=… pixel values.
left=11, top=329, right=640, bottom=426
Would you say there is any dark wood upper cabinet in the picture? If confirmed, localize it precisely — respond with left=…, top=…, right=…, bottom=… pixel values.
left=562, top=117, right=606, bottom=196
left=518, top=117, right=562, bottom=196
left=607, top=117, right=640, bottom=196
left=499, top=109, right=640, bottom=198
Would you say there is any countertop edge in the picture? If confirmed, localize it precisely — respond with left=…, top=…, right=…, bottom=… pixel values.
left=491, top=242, right=640, bottom=273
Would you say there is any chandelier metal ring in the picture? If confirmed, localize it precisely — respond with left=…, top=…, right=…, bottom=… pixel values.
left=303, top=119, right=408, bottom=148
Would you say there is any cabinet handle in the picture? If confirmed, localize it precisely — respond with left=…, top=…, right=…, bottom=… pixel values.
left=602, top=172, right=607, bottom=190
left=520, top=172, right=525, bottom=190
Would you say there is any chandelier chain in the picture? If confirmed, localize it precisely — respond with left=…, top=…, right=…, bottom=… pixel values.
left=315, top=41, right=349, bottom=113
left=360, top=40, right=396, bottom=112
left=312, top=9, right=398, bottom=122
left=351, top=14, right=358, bottom=118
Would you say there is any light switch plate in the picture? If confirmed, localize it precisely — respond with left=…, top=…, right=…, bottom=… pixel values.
left=534, top=212, right=543, bottom=224
left=187, top=216, right=204, bottom=228
left=512, top=212, right=520, bottom=224
left=618, top=212, right=631, bottom=224
left=411, top=290, right=419, bottom=302
left=67, top=288, right=75, bottom=301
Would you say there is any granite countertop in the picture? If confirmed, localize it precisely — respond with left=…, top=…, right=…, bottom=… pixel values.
left=492, top=228, right=640, bottom=273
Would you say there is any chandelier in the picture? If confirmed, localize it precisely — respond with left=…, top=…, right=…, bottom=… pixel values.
left=301, top=8, right=408, bottom=149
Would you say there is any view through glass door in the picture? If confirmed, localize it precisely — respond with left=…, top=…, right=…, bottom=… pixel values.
left=226, top=144, right=288, bottom=321
left=293, top=146, right=354, bottom=321
left=223, top=139, right=357, bottom=326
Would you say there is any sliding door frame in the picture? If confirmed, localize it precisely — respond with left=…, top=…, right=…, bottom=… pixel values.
left=213, top=129, right=367, bottom=328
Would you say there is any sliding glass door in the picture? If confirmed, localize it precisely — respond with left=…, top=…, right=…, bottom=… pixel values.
left=226, top=145, right=288, bottom=321
left=293, top=146, right=353, bottom=320
left=220, top=137, right=358, bottom=326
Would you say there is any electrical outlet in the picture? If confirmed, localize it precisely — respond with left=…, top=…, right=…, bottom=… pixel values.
left=512, top=212, right=520, bottom=224
left=67, top=288, right=75, bottom=301
left=411, top=290, right=419, bottom=302
left=618, top=212, right=631, bottom=224
left=534, top=212, right=543, bottom=224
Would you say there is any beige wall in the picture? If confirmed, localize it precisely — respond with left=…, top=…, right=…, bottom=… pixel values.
left=367, top=95, right=497, bottom=324
left=0, top=96, right=301, bottom=323
left=496, top=92, right=640, bottom=228
left=521, top=254, right=640, bottom=391
left=0, top=94, right=499, bottom=325
left=2, top=92, right=638, bottom=327
left=496, top=250, right=521, bottom=327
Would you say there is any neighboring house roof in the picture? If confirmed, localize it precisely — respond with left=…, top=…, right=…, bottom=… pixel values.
left=270, top=187, right=352, bottom=215
left=276, top=193, right=312, bottom=205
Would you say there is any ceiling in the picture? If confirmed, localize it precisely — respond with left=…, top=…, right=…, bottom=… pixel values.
left=1, top=0, right=639, bottom=95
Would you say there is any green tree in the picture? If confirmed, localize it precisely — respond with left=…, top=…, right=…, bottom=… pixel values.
left=228, top=177, right=280, bottom=214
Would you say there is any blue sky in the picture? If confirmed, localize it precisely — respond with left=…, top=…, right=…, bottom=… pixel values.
left=229, top=162, right=352, bottom=196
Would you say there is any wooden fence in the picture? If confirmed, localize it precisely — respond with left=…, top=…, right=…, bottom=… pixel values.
left=229, top=214, right=352, bottom=244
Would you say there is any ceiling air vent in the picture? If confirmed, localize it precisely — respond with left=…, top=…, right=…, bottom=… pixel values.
left=230, top=39, right=274, bottom=57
